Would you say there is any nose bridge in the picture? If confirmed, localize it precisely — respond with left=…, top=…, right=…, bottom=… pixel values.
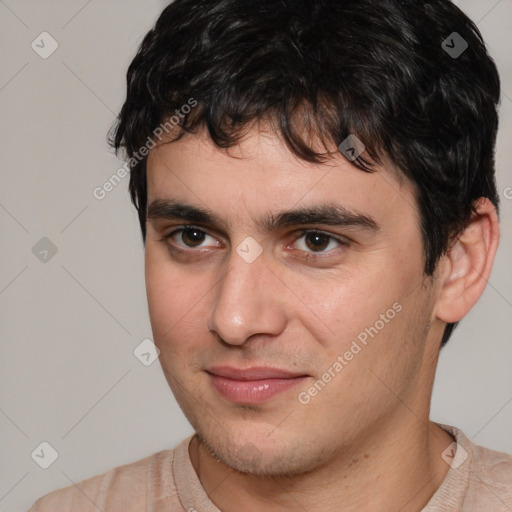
left=207, top=245, right=285, bottom=345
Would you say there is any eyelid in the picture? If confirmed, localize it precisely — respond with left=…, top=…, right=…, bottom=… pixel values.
left=159, top=224, right=218, bottom=246
left=289, top=228, right=349, bottom=255
left=293, top=228, right=349, bottom=244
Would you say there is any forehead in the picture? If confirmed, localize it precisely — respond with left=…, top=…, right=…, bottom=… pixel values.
left=145, top=125, right=417, bottom=230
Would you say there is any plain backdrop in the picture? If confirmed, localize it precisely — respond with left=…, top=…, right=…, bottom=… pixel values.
left=0, top=1, right=511, bottom=510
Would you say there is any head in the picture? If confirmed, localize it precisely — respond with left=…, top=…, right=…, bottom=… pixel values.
left=110, top=0, right=500, bottom=475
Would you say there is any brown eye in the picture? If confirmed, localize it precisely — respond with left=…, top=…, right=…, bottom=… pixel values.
left=304, top=232, right=331, bottom=252
left=164, top=227, right=215, bottom=249
left=179, top=228, right=207, bottom=247
left=294, top=230, right=347, bottom=255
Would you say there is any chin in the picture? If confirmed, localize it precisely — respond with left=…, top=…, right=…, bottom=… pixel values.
left=195, top=427, right=327, bottom=477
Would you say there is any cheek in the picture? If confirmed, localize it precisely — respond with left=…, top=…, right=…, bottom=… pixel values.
left=300, top=264, right=406, bottom=351
left=145, top=254, right=172, bottom=334
left=145, top=249, right=190, bottom=341
left=144, top=247, right=213, bottom=366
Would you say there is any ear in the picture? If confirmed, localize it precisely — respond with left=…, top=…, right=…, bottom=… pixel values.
left=434, top=197, right=500, bottom=323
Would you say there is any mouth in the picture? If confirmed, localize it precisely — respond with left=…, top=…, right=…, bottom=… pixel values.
left=206, top=366, right=310, bottom=404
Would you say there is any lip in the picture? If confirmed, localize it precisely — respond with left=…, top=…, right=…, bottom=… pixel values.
left=206, top=366, right=309, bottom=404
left=207, top=366, right=307, bottom=380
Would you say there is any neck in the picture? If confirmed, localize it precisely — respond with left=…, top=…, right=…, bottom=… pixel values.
left=189, top=417, right=454, bottom=512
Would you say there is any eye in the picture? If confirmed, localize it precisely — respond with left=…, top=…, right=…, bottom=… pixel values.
left=293, top=230, right=347, bottom=255
left=161, top=226, right=347, bottom=257
left=163, top=226, right=218, bottom=249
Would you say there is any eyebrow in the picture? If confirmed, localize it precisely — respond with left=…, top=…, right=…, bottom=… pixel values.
left=147, top=198, right=380, bottom=233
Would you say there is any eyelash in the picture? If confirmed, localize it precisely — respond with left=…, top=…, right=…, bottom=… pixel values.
left=160, top=225, right=348, bottom=258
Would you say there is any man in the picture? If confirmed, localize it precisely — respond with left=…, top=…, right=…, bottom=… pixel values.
left=30, top=0, right=512, bottom=510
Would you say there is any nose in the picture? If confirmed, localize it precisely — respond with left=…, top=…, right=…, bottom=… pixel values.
left=207, top=245, right=287, bottom=346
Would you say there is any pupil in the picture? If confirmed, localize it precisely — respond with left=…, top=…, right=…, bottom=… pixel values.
left=184, top=229, right=204, bottom=246
left=307, top=233, right=328, bottom=251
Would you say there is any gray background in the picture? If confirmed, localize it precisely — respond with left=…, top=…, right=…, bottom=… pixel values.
left=0, top=1, right=511, bottom=510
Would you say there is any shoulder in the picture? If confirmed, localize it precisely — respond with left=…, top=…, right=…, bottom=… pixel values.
left=443, top=423, right=512, bottom=510
left=28, top=449, right=174, bottom=512
left=470, top=441, right=512, bottom=505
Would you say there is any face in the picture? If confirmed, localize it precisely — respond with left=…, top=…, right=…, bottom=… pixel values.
left=144, top=124, right=443, bottom=477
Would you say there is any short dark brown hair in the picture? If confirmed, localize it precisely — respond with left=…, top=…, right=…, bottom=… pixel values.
left=109, top=0, right=501, bottom=346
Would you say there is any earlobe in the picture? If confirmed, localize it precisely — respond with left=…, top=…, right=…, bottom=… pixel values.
left=435, top=198, right=500, bottom=324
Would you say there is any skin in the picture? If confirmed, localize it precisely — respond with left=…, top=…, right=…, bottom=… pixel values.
left=144, top=123, right=499, bottom=511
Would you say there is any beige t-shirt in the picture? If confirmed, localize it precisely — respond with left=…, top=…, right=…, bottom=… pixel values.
left=28, top=424, right=512, bottom=511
